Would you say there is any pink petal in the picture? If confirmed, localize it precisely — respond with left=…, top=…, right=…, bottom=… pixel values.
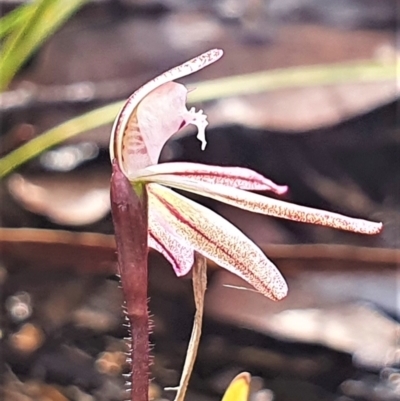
left=146, top=177, right=382, bottom=235
left=134, top=83, right=208, bottom=168
left=137, top=162, right=288, bottom=194
left=110, top=49, right=223, bottom=177
left=148, top=183, right=288, bottom=301
left=149, top=208, right=194, bottom=277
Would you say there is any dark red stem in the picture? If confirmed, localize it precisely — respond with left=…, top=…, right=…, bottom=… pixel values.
left=110, top=160, right=149, bottom=401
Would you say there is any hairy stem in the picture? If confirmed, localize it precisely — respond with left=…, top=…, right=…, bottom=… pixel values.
left=110, top=160, right=149, bottom=401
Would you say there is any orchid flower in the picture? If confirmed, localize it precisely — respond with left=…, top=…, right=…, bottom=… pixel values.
left=110, top=49, right=382, bottom=301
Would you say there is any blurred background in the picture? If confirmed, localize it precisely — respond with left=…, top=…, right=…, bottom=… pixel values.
left=0, top=0, right=399, bottom=400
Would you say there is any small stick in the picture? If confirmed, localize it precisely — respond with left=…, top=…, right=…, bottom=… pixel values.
left=169, top=253, right=207, bottom=401
left=110, top=160, right=149, bottom=401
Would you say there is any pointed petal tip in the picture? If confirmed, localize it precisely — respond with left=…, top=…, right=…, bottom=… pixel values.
left=174, top=266, right=192, bottom=278
left=270, top=281, right=288, bottom=301
left=255, top=265, right=288, bottom=301
left=357, top=220, right=383, bottom=235
left=197, top=48, right=224, bottom=67
left=211, top=48, right=224, bottom=58
left=275, top=185, right=289, bottom=195
left=373, top=222, right=383, bottom=234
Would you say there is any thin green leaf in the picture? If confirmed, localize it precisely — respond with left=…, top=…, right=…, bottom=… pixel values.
left=0, top=101, right=122, bottom=178
left=189, top=59, right=398, bottom=103
left=0, top=0, right=87, bottom=91
left=0, top=58, right=396, bottom=178
left=0, top=3, right=35, bottom=39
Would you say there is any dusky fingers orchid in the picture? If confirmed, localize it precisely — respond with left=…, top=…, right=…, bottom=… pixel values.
left=110, top=49, right=382, bottom=301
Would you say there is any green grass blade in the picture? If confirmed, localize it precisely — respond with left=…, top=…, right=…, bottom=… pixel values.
left=0, top=3, right=35, bottom=39
left=0, top=58, right=396, bottom=179
left=0, top=0, right=87, bottom=91
left=189, top=59, right=397, bottom=103
left=0, top=101, right=122, bottom=178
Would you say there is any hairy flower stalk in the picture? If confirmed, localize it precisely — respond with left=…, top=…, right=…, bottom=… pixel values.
left=110, top=161, right=149, bottom=401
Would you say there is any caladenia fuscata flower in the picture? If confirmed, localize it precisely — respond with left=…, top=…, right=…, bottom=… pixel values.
left=110, top=48, right=382, bottom=302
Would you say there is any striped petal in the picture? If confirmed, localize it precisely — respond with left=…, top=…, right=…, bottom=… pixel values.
left=110, top=49, right=223, bottom=176
left=136, top=162, right=288, bottom=194
left=145, top=177, right=382, bottom=235
left=149, top=208, right=194, bottom=276
left=148, top=183, right=288, bottom=301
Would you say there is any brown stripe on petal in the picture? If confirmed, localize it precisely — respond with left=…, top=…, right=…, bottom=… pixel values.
left=109, top=49, right=223, bottom=177
left=121, top=112, right=152, bottom=177
left=149, top=178, right=382, bottom=235
left=149, top=232, right=178, bottom=267
left=148, top=184, right=288, bottom=301
left=149, top=232, right=193, bottom=277
left=148, top=210, right=194, bottom=277
left=138, top=163, right=288, bottom=194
